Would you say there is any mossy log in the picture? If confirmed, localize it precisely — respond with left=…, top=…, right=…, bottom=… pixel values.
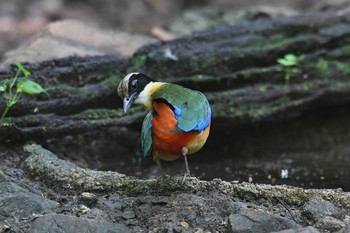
left=0, top=55, right=127, bottom=116
left=1, top=13, right=350, bottom=141
left=24, top=143, right=350, bottom=207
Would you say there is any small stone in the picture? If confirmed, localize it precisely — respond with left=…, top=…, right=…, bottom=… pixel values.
left=271, top=226, right=320, bottom=233
left=79, top=192, right=98, bottom=207
left=151, top=197, right=168, bottom=205
left=73, top=204, right=90, bottom=215
left=303, top=197, right=342, bottom=220
left=342, top=220, right=350, bottom=233
left=29, top=213, right=132, bottom=233
left=1, top=224, right=12, bottom=232
left=0, top=171, right=9, bottom=182
left=314, top=216, right=345, bottom=232
left=194, top=228, right=204, bottom=233
left=180, top=221, right=189, bottom=229
left=0, top=182, right=56, bottom=222
left=122, top=210, right=136, bottom=220
left=228, top=209, right=301, bottom=233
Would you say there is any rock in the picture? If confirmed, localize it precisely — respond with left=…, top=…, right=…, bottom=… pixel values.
left=314, top=216, right=345, bottom=232
left=0, top=171, right=9, bottom=182
left=313, top=0, right=350, bottom=14
left=79, top=192, right=98, bottom=207
left=340, top=221, right=350, bottom=233
left=0, top=182, right=56, bottom=222
left=22, top=143, right=350, bottom=232
left=303, top=196, right=342, bottom=220
left=82, top=208, right=111, bottom=221
left=339, top=216, right=350, bottom=233
left=168, top=7, right=299, bottom=36
left=72, top=204, right=90, bottom=216
left=1, top=19, right=157, bottom=66
left=29, top=213, right=132, bottom=233
left=271, top=226, right=320, bottom=233
left=122, top=210, right=136, bottom=220
left=228, top=209, right=301, bottom=233
left=0, top=224, right=12, bottom=232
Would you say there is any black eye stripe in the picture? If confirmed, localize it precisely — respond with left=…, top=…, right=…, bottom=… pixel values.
left=131, top=80, right=138, bottom=89
left=127, top=73, right=152, bottom=97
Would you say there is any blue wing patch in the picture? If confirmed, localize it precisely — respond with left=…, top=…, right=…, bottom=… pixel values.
left=197, top=105, right=211, bottom=131
left=174, top=96, right=211, bottom=132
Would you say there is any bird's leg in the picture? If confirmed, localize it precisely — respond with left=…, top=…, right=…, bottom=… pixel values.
left=154, top=150, right=168, bottom=178
left=182, top=147, right=190, bottom=183
left=156, top=157, right=167, bottom=177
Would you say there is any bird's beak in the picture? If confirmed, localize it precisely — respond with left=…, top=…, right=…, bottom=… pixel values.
left=123, top=93, right=137, bottom=113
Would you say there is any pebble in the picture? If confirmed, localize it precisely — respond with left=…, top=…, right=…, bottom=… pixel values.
left=122, top=210, right=136, bottom=220
left=79, top=192, right=98, bottom=207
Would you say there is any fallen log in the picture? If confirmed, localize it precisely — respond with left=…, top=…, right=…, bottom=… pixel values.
left=0, top=55, right=127, bottom=116
left=132, top=13, right=350, bottom=79
left=1, top=13, right=350, bottom=142
left=24, top=143, right=350, bottom=207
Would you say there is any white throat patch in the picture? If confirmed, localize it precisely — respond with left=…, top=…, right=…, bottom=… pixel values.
left=135, top=82, right=153, bottom=105
left=135, top=82, right=165, bottom=106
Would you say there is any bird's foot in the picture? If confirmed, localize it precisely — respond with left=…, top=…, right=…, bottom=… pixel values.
left=157, top=172, right=170, bottom=182
left=181, top=171, right=191, bottom=184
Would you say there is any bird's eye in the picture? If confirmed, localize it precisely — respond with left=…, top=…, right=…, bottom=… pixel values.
left=131, top=80, right=138, bottom=90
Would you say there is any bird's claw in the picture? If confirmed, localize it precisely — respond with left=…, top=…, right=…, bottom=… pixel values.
left=181, top=171, right=191, bottom=184
left=157, top=173, right=170, bottom=182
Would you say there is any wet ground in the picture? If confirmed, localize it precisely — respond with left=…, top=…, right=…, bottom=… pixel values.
left=190, top=105, right=350, bottom=190
left=47, top=105, right=350, bottom=191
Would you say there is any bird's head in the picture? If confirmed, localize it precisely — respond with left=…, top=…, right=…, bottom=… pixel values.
left=117, top=72, right=153, bottom=113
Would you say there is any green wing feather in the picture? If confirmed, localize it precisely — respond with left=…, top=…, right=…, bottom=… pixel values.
left=153, top=84, right=211, bottom=132
left=141, top=111, right=153, bottom=157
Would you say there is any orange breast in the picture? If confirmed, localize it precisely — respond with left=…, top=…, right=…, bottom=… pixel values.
left=151, top=102, right=197, bottom=155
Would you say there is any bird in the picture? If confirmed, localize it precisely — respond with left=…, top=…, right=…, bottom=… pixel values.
left=117, top=72, right=211, bottom=178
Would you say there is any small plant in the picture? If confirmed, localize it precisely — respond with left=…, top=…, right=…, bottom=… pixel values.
left=314, top=58, right=328, bottom=74
left=333, top=61, right=350, bottom=75
left=0, top=62, right=46, bottom=121
left=277, top=54, right=304, bottom=83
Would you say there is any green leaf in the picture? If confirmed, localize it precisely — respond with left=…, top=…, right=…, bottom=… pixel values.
left=259, top=84, right=268, bottom=92
left=333, top=61, right=350, bottom=75
left=278, top=54, right=304, bottom=67
left=0, top=79, right=9, bottom=92
left=1, top=122, right=11, bottom=127
left=285, top=54, right=298, bottom=62
left=17, top=78, right=46, bottom=95
left=15, top=62, right=31, bottom=77
left=315, top=58, right=328, bottom=73
left=290, top=68, right=302, bottom=74
left=277, top=58, right=295, bottom=66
